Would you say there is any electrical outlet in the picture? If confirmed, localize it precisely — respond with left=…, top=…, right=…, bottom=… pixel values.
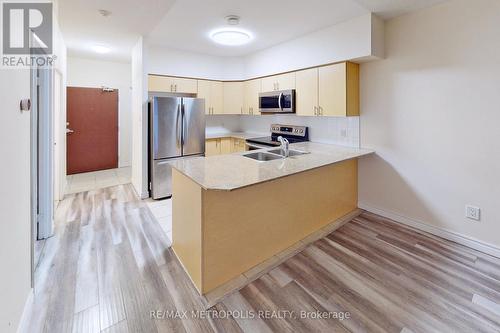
left=465, top=205, right=480, bottom=221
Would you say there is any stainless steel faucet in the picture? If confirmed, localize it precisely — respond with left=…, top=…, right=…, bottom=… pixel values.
left=277, top=136, right=290, bottom=158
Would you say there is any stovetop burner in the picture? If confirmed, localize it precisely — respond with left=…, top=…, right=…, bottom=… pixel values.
left=246, top=124, right=309, bottom=147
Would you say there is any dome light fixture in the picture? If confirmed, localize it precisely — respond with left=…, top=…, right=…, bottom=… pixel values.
left=210, top=15, right=253, bottom=46
left=92, top=45, right=111, bottom=54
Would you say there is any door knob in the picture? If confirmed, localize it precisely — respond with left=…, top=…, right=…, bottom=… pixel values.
left=66, top=128, right=75, bottom=134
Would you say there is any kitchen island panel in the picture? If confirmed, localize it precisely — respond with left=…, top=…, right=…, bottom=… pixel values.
left=172, top=170, right=203, bottom=292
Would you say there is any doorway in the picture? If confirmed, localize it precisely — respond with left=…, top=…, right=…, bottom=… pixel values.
left=66, top=87, right=118, bottom=174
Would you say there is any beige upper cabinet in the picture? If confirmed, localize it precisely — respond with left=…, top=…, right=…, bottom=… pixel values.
left=148, top=75, right=197, bottom=94
left=261, top=72, right=296, bottom=92
left=197, top=80, right=211, bottom=115
left=148, top=75, right=175, bottom=92
left=211, top=81, right=224, bottom=114
left=318, top=62, right=359, bottom=117
left=175, top=77, right=198, bottom=94
left=244, top=79, right=261, bottom=115
left=295, top=68, right=319, bottom=117
left=223, top=82, right=244, bottom=115
left=197, top=80, right=224, bottom=115
left=151, top=62, right=358, bottom=118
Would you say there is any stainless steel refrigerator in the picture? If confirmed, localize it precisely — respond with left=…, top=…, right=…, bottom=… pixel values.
left=149, top=96, right=205, bottom=199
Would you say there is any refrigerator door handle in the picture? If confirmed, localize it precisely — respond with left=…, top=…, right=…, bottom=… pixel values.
left=182, top=103, right=187, bottom=147
left=176, top=103, right=181, bottom=148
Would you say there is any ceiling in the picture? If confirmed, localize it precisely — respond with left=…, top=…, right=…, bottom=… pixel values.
left=59, top=0, right=447, bottom=61
left=59, top=0, right=176, bottom=62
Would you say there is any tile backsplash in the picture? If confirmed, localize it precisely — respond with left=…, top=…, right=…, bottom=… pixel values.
left=206, top=115, right=360, bottom=147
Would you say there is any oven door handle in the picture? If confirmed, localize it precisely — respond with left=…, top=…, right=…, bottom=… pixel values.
left=245, top=142, right=271, bottom=150
left=278, top=92, right=283, bottom=110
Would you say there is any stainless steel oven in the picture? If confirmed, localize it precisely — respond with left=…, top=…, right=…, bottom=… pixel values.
left=259, top=89, right=295, bottom=113
left=246, top=124, right=309, bottom=150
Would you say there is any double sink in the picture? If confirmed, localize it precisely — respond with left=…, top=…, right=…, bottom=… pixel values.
left=243, top=148, right=308, bottom=162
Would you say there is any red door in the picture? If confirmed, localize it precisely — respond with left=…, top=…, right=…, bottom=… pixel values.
left=66, top=87, right=118, bottom=174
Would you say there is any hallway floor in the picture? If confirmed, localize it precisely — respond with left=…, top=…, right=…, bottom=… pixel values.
left=24, top=185, right=500, bottom=333
left=66, top=167, right=131, bottom=194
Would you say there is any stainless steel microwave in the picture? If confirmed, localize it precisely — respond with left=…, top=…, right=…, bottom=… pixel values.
left=259, top=89, right=295, bottom=113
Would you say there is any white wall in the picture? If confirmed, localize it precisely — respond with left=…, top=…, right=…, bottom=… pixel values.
left=242, top=14, right=383, bottom=78
left=146, top=14, right=383, bottom=81
left=131, top=37, right=149, bottom=198
left=67, top=57, right=132, bottom=167
left=147, top=45, right=245, bottom=80
left=205, top=115, right=242, bottom=135
left=359, top=0, right=500, bottom=248
left=0, top=68, right=31, bottom=333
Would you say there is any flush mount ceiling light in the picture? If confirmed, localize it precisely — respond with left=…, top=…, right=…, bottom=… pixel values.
left=210, top=15, right=253, bottom=46
left=92, top=45, right=111, bottom=54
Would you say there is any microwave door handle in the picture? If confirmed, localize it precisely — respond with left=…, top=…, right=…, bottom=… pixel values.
left=278, top=92, right=283, bottom=110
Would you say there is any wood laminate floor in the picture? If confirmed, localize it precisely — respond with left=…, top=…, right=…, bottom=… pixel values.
left=25, top=184, right=500, bottom=333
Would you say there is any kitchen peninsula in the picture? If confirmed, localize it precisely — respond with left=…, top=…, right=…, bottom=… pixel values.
left=170, top=142, right=373, bottom=302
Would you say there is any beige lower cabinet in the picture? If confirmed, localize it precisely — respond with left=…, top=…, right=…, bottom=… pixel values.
left=220, top=138, right=232, bottom=154
left=205, top=139, right=221, bottom=156
left=148, top=75, right=197, bottom=94
left=244, top=79, right=261, bottom=115
left=198, top=80, right=224, bottom=115
left=223, top=82, right=245, bottom=115
left=231, top=138, right=247, bottom=152
left=205, top=137, right=247, bottom=156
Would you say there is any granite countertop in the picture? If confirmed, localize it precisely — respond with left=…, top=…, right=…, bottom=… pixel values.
left=205, top=132, right=266, bottom=140
left=171, top=141, right=374, bottom=191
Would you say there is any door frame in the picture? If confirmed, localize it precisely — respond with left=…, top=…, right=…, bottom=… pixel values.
left=30, top=52, right=54, bottom=289
left=53, top=69, right=65, bottom=203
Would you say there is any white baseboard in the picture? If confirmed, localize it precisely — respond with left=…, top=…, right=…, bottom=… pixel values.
left=16, top=289, right=33, bottom=333
left=358, top=202, right=500, bottom=259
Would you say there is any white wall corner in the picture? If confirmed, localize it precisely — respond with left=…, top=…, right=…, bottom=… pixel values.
left=370, top=13, right=385, bottom=59
left=131, top=36, right=149, bottom=198
left=359, top=202, right=500, bottom=259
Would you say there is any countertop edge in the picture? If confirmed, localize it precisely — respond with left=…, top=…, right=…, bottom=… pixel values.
left=172, top=149, right=374, bottom=191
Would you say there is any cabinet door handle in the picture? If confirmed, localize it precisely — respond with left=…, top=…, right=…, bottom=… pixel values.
left=170, top=84, right=173, bottom=92
left=314, top=106, right=318, bottom=115
left=241, top=107, right=243, bottom=114
left=319, top=106, right=323, bottom=115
